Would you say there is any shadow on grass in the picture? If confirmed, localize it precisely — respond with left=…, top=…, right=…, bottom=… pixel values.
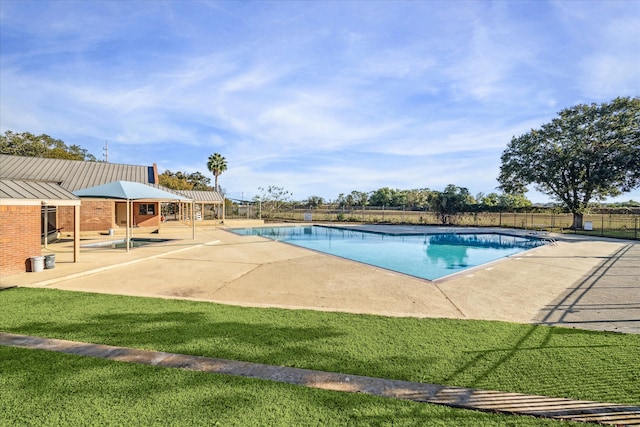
left=10, top=308, right=443, bottom=382
left=5, top=334, right=639, bottom=425
left=2, top=287, right=639, bottom=406
left=442, top=240, right=640, bottom=389
left=2, top=346, right=554, bottom=426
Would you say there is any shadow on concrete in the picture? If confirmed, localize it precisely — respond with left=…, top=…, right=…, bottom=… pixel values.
left=534, top=243, right=640, bottom=334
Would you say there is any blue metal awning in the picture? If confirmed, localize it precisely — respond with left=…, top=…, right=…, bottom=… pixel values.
left=73, top=181, right=192, bottom=201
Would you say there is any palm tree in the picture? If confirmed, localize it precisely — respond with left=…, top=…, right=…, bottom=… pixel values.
left=207, top=153, right=227, bottom=192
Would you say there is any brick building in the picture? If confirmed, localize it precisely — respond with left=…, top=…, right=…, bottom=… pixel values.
left=0, top=155, right=161, bottom=234
left=0, top=155, right=224, bottom=278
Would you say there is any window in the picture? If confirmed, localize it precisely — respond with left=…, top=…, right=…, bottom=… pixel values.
left=138, top=203, right=156, bottom=215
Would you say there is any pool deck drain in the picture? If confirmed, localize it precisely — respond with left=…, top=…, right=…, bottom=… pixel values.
left=2, top=332, right=639, bottom=426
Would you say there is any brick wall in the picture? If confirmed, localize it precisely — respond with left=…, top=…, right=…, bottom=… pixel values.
left=135, top=215, right=160, bottom=227
left=0, top=205, right=41, bottom=277
left=59, top=200, right=114, bottom=232
left=58, top=201, right=160, bottom=232
left=133, top=202, right=160, bottom=227
left=57, top=206, right=74, bottom=233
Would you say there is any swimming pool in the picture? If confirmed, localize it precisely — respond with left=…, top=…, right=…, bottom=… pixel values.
left=230, top=226, right=545, bottom=280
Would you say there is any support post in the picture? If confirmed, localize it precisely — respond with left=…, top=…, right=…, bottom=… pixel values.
left=126, top=199, right=130, bottom=253
left=73, top=205, right=80, bottom=262
left=43, top=205, right=48, bottom=249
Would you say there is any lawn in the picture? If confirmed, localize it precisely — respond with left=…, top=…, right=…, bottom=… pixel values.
left=2, top=288, right=639, bottom=425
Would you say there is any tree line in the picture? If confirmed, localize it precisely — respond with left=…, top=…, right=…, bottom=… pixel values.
left=251, top=184, right=535, bottom=224
left=299, top=187, right=532, bottom=210
left=253, top=183, right=638, bottom=225
left=0, top=131, right=97, bottom=161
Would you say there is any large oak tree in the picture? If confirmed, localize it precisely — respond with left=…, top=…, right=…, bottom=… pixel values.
left=498, top=97, right=640, bottom=228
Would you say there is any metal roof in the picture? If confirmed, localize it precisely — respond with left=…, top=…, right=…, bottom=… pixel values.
left=73, top=181, right=192, bottom=201
left=0, top=155, right=224, bottom=203
left=0, top=155, right=155, bottom=192
left=172, top=189, right=225, bottom=203
left=0, top=179, right=80, bottom=206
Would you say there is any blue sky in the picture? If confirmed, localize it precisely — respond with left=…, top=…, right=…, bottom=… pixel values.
left=1, top=0, right=639, bottom=203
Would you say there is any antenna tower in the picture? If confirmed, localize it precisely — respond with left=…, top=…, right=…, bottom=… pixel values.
left=103, top=140, right=109, bottom=162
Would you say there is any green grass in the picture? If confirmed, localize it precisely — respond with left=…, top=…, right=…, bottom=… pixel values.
left=1, top=346, right=577, bottom=427
left=2, top=288, right=639, bottom=425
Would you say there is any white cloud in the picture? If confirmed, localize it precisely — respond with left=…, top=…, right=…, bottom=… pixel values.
left=2, top=0, right=639, bottom=203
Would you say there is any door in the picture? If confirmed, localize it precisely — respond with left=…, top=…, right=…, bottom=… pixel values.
left=116, top=202, right=127, bottom=226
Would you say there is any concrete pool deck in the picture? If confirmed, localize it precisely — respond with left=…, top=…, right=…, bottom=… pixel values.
left=2, top=222, right=639, bottom=334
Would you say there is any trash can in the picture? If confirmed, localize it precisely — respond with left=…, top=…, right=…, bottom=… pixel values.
left=30, top=256, right=45, bottom=273
left=44, top=254, right=56, bottom=269
left=108, top=228, right=115, bottom=236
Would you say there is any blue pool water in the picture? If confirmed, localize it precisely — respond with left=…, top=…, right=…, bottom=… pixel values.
left=230, top=226, right=544, bottom=281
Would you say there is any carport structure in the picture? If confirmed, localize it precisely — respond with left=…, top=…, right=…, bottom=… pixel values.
left=170, top=189, right=225, bottom=222
left=73, top=181, right=193, bottom=252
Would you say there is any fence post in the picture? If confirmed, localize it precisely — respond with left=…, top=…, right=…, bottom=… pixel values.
left=601, top=216, right=604, bottom=237
left=531, top=213, right=534, bottom=230
left=635, top=217, right=638, bottom=240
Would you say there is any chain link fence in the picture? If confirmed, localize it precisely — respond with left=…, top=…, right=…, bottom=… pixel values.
left=226, top=204, right=640, bottom=240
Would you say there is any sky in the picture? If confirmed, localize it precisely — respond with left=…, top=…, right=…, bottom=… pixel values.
left=1, top=0, right=639, bottom=203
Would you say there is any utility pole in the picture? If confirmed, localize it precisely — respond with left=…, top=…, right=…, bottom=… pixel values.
left=103, top=140, right=109, bottom=162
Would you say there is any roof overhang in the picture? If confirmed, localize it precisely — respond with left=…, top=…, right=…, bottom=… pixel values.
left=0, top=198, right=81, bottom=207
left=170, top=189, right=225, bottom=203
left=0, top=179, right=81, bottom=207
